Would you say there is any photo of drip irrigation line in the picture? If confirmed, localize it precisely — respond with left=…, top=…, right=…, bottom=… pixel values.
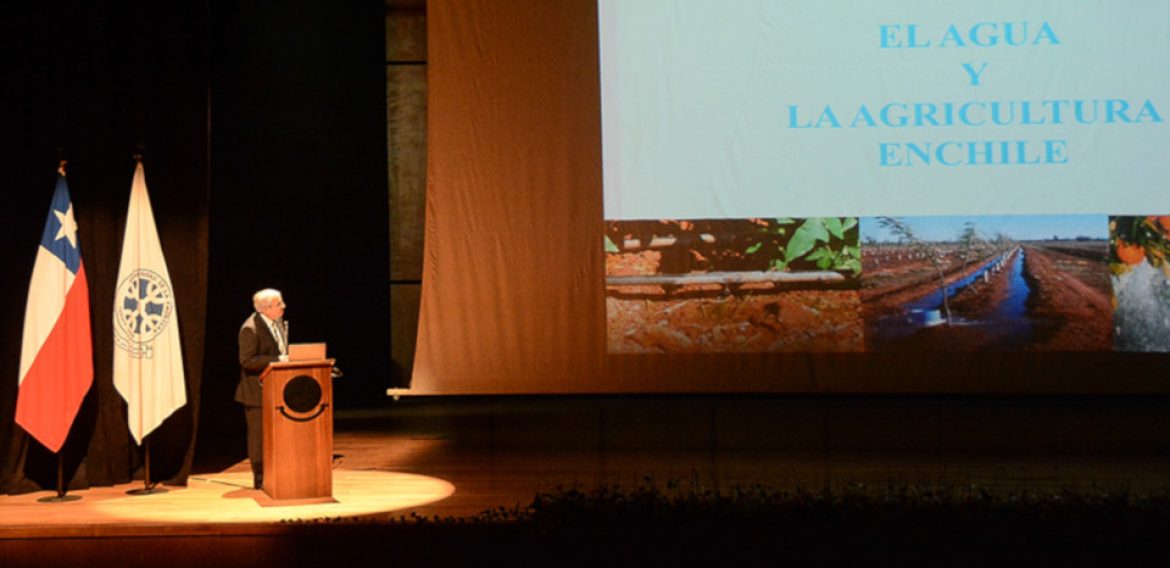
left=860, top=215, right=1113, bottom=352
left=604, top=218, right=863, bottom=353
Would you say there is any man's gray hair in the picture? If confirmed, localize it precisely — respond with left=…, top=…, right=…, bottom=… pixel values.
left=252, top=288, right=283, bottom=311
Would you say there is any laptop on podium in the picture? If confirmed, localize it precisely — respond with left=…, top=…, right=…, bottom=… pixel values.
left=287, top=343, right=327, bottom=361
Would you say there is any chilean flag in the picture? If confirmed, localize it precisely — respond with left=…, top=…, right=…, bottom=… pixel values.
left=16, top=174, right=94, bottom=453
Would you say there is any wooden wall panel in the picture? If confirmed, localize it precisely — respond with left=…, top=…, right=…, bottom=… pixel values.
left=387, top=3, right=426, bottom=386
left=390, top=283, right=421, bottom=387
left=386, top=6, right=427, bottom=62
left=387, top=64, right=427, bottom=282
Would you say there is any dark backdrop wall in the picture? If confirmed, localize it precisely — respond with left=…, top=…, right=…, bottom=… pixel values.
left=201, top=0, right=391, bottom=445
left=0, top=2, right=210, bottom=492
left=1, top=0, right=389, bottom=493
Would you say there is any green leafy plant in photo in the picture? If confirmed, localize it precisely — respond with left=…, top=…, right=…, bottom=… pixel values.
left=745, top=217, right=861, bottom=277
left=604, top=234, right=620, bottom=253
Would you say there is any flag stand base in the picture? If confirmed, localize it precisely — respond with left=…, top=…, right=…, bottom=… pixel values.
left=39, top=454, right=82, bottom=502
left=126, top=483, right=167, bottom=496
left=126, top=440, right=167, bottom=495
left=37, top=494, right=82, bottom=503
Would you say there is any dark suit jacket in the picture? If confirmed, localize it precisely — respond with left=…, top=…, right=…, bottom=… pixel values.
left=236, top=313, right=284, bottom=407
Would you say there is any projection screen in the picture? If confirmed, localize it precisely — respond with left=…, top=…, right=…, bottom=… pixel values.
left=413, top=0, right=1169, bottom=395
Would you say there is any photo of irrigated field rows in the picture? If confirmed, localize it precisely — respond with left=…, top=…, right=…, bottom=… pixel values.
left=860, top=216, right=1111, bottom=351
left=605, top=215, right=1170, bottom=354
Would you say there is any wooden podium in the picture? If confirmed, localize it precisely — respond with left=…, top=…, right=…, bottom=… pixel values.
left=259, top=359, right=336, bottom=503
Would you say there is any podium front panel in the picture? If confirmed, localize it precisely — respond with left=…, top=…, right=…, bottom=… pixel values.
left=261, top=360, right=334, bottom=500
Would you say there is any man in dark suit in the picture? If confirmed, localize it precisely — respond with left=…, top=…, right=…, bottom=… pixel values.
left=236, top=288, right=289, bottom=489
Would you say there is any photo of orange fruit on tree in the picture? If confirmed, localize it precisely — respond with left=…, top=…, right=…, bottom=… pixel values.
left=1109, top=216, right=1170, bottom=352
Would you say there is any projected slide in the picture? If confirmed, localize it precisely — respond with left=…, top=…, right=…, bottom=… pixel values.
left=600, top=1, right=1170, bottom=353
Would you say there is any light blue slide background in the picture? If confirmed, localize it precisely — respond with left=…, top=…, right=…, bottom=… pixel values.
left=599, top=0, right=1170, bottom=220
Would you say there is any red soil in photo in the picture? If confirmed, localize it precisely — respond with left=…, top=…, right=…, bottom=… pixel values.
left=1019, top=244, right=1112, bottom=350
left=860, top=247, right=1000, bottom=322
left=606, top=289, right=863, bottom=353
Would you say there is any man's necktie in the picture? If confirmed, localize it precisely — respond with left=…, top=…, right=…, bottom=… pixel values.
left=272, top=321, right=287, bottom=354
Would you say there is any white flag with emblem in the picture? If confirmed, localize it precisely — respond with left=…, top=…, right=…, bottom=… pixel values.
left=114, top=161, right=186, bottom=444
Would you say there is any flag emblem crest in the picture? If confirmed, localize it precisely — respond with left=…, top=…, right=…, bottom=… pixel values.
left=114, top=268, right=175, bottom=358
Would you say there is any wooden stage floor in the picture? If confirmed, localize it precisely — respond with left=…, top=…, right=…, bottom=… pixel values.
left=5, top=398, right=1170, bottom=531
left=3, top=396, right=1170, bottom=565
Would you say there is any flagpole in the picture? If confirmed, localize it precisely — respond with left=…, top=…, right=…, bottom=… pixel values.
left=126, top=436, right=168, bottom=495
left=36, top=452, right=81, bottom=503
